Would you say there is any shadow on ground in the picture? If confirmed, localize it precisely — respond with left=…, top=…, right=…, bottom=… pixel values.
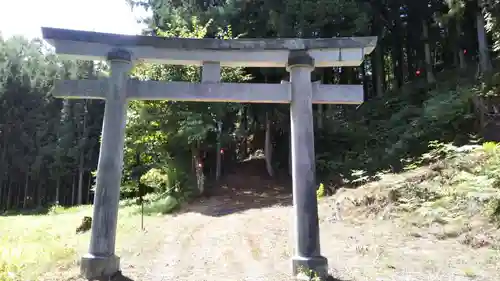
left=177, top=158, right=293, bottom=217
left=1, top=206, right=54, bottom=217
left=327, top=276, right=352, bottom=281
left=106, top=271, right=135, bottom=281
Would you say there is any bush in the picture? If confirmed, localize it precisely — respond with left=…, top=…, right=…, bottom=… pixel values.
left=140, top=168, right=171, bottom=192
left=315, top=71, right=477, bottom=184
left=135, top=195, right=180, bottom=216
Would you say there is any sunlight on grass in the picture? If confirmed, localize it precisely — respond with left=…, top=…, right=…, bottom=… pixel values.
left=0, top=210, right=90, bottom=280
left=0, top=202, right=163, bottom=281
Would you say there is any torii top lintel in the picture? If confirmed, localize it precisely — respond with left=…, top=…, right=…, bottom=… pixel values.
left=41, top=27, right=377, bottom=68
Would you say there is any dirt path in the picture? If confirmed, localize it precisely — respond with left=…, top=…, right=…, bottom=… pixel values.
left=116, top=195, right=500, bottom=281
left=45, top=195, right=500, bottom=281
left=145, top=200, right=292, bottom=281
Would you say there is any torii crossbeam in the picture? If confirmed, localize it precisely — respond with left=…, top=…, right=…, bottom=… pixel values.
left=42, top=27, right=376, bottom=281
left=55, top=79, right=364, bottom=104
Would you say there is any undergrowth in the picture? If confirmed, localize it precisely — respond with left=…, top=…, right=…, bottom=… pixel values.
left=344, top=141, right=500, bottom=235
left=316, top=70, right=478, bottom=185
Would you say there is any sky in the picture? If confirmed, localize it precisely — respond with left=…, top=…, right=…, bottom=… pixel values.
left=0, top=0, right=151, bottom=39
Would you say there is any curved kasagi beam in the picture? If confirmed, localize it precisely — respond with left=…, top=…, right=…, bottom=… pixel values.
left=41, top=27, right=377, bottom=67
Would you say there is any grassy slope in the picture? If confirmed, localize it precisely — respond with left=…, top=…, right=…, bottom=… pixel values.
left=335, top=142, right=500, bottom=237
left=1, top=143, right=500, bottom=280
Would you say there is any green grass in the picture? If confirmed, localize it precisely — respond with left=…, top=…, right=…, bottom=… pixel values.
left=0, top=207, right=90, bottom=280
left=0, top=197, right=179, bottom=281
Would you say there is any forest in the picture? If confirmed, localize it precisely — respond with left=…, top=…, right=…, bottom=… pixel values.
left=1, top=0, right=500, bottom=212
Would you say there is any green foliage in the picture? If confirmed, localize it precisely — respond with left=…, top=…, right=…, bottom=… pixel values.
left=315, top=71, right=477, bottom=184
left=316, top=183, right=326, bottom=200
left=122, top=16, right=251, bottom=203
left=138, top=195, right=180, bottom=215
left=481, top=142, right=500, bottom=187
left=480, top=142, right=500, bottom=221
left=296, top=266, right=321, bottom=281
left=140, top=168, right=171, bottom=192
left=0, top=35, right=104, bottom=209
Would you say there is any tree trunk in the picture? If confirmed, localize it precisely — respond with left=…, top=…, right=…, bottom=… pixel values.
left=288, top=128, right=292, bottom=176
left=77, top=150, right=85, bottom=205
left=6, top=177, right=12, bottom=210
left=317, top=104, right=324, bottom=129
left=264, top=111, right=274, bottom=177
left=87, top=174, right=93, bottom=204
left=240, top=106, right=248, bottom=159
left=455, top=20, right=468, bottom=70
left=0, top=140, right=7, bottom=210
left=55, top=177, right=60, bottom=205
left=391, top=3, right=404, bottom=89
left=0, top=137, right=7, bottom=202
left=36, top=182, right=42, bottom=207
left=192, top=143, right=204, bottom=195
left=216, top=121, right=222, bottom=181
left=476, top=0, right=492, bottom=75
left=23, top=172, right=29, bottom=209
left=71, top=174, right=76, bottom=206
left=406, top=34, right=415, bottom=80
left=372, top=43, right=385, bottom=97
left=77, top=99, right=88, bottom=205
left=422, top=21, right=436, bottom=83
left=17, top=182, right=23, bottom=209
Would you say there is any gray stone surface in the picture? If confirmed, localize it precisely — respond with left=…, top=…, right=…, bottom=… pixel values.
left=42, top=27, right=377, bottom=51
left=312, top=81, right=363, bottom=104
left=54, top=79, right=363, bottom=104
left=82, top=50, right=131, bottom=279
left=288, top=51, right=328, bottom=279
left=80, top=254, right=120, bottom=280
left=106, top=47, right=132, bottom=62
left=41, top=27, right=376, bottom=67
left=202, top=61, right=221, bottom=82
left=287, top=50, right=315, bottom=69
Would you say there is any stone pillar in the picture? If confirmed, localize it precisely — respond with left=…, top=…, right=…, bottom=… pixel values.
left=287, top=50, right=328, bottom=280
left=81, top=48, right=132, bottom=280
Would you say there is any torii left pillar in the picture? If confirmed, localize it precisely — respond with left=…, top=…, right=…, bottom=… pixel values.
left=80, top=48, right=132, bottom=279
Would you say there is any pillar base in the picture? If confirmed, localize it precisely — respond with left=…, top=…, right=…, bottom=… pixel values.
left=292, top=255, right=328, bottom=280
left=80, top=253, right=120, bottom=280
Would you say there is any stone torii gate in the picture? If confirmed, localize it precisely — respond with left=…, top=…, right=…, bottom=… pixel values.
left=42, top=27, right=376, bottom=280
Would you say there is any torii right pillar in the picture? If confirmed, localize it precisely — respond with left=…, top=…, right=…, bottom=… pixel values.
left=287, top=50, right=328, bottom=280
